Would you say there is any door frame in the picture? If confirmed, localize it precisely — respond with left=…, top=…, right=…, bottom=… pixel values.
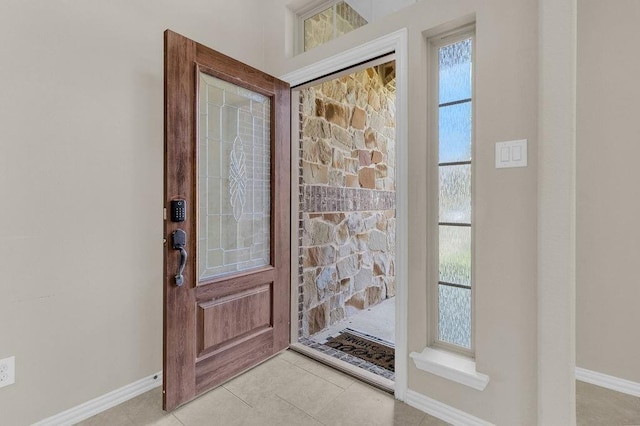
left=280, top=28, right=408, bottom=401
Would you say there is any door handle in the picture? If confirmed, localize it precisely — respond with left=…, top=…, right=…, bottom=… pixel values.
left=172, top=229, right=187, bottom=286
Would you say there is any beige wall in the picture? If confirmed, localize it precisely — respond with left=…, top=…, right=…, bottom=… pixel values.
left=3, top=0, right=617, bottom=423
left=266, top=0, right=540, bottom=423
left=0, top=1, right=268, bottom=424
left=577, top=0, right=640, bottom=383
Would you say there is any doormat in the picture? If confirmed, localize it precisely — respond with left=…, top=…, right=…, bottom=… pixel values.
left=324, top=329, right=395, bottom=372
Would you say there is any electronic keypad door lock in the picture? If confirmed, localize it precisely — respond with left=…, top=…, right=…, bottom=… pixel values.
left=170, top=199, right=186, bottom=222
left=172, top=229, right=187, bottom=286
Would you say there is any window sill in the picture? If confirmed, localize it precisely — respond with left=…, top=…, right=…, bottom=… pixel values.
left=410, top=347, right=490, bottom=391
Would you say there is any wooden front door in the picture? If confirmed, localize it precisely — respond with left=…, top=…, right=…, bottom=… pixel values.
left=163, top=30, right=290, bottom=411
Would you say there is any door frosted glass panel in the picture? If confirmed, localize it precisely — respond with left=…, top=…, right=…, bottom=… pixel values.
left=198, top=72, right=271, bottom=282
left=438, top=285, right=471, bottom=348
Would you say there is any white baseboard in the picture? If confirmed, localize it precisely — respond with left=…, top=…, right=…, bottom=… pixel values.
left=576, top=367, right=640, bottom=398
left=405, top=389, right=495, bottom=426
left=30, top=366, right=637, bottom=425
left=33, top=371, right=162, bottom=426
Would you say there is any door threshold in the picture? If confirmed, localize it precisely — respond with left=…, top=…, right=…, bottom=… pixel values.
left=289, top=342, right=395, bottom=393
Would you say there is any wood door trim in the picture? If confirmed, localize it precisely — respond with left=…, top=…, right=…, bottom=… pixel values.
left=196, top=63, right=274, bottom=99
left=195, top=44, right=276, bottom=92
left=196, top=326, right=273, bottom=363
left=271, top=77, right=291, bottom=352
left=163, top=30, right=198, bottom=410
left=196, top=265, right=275, bottom=288
left=195, top=268, right=276, bottom=301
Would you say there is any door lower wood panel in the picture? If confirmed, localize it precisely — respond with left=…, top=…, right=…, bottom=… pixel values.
left=197, top=283, right=273, bottom=356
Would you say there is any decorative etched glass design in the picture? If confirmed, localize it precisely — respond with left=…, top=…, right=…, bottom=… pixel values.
left=439, top=164, right=471, bottom=224
left=438, top=285, right=471, bottom=348
left=437, top=37, right=473, bottom=349
left=198, top=72, right=271, bottom=282
left=229, top=136, right=247, bottom=221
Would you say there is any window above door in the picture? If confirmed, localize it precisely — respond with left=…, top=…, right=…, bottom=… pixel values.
left=293, top=0, right=417, bottom=53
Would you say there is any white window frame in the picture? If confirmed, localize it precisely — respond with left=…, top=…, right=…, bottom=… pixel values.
left=428, top=27, right=476, bottom=358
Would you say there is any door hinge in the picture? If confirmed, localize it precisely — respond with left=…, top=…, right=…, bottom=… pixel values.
left=163, top=207, right=167, bottom=220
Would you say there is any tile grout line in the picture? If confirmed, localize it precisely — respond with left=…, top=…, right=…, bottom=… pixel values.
left=272, top=394, right=325, bottom=425
left=307, top=381, right=363, bottom=426
left=170, top=413, right=186, bottom=426
left=222, top=383, right=259, bottom=409
left=299, top=364, right=355, bottom=390
left=287, top=353, right=356, bottom=390
left=272, top=374, right=345, bottom=421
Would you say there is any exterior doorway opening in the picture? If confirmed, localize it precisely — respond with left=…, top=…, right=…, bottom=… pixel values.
left=293, top=57, right=397, bottom=386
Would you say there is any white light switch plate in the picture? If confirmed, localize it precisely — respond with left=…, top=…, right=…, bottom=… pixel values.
left=495, top=139, right=527, bottom=168
left=0, top=356, right=15, bottom=388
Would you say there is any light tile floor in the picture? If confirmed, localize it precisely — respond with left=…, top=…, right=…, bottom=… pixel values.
left=77, top=350, right=640, bottom=426
left=576, top=381, right=640, bottom=426
left=77, top=350, right=447, bottom=426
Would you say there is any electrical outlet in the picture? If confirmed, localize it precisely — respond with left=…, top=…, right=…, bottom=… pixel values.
left=0, top=356, right=15, bottom=388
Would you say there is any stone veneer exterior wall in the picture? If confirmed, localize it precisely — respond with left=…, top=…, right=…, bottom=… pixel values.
left=298, top=65, right=396, bottom=337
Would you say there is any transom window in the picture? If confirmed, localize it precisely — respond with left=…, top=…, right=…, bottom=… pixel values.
left=295, top=0, right=417, bottom=53
left=433, top=33, right=474, bottom=351
left=302, top=1, right=366, bottom=52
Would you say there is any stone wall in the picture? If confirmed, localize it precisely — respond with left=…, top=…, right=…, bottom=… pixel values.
left=298, top=64, right=396, bottom=337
